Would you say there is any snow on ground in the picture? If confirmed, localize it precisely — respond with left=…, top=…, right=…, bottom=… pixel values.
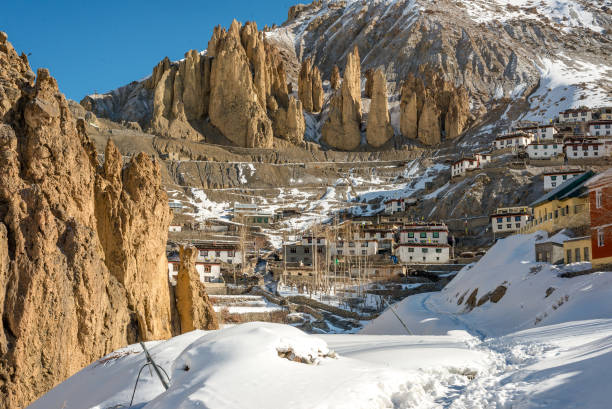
left=463, top=0, right=606, bottom=33
left=520, top=55, right=611, bottom=123
left=363, top=231, right=612, bottom=338
left=210, top=295, right=285, bottom=314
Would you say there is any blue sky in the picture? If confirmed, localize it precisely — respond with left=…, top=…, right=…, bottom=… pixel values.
left=1, top=1, right=296, bottom=101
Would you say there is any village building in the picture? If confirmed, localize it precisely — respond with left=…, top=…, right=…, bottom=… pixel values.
left=384, top=198, right=405, bottom=214
left=526, top=141, right=563, bottom=159
left=564, top=137, right=608, bottom=159
left=330, top=239, right=378, bottom=257
left=543, top=169, right=584, bottom=191
left=535, top=240, right=564, bottom=264
left=395, top=243, right=450, bottom=264
left=451, top=153, right=491, bottom=178
left=195, top=243, right=242, bottom=265
left=242, top=212, right=274, bottom=226
left=490, top=207, right=531, bottom=235
left=167, top=253, right=223, bottom=285
left=169, top=224, right=182, bottom=232
left=169, top=201, right=185, bottom=213
left=399, top=224, right=449, bottom=245
left=558, top=108, right=594, bottom=123
left=562, top=237, right=591, bottom=264
left=585, top=169, right=612, bottom=267
left=516, top=124, right=558, bottom=140
left=493, top=132, right=533, bottom=150
left=598, top=107, right=612, bottom=121
left=521, top=171, right=594, bottom=234
left=588, top=120, right=612, bottom=137
left=354, top=228, right=395, bottom=253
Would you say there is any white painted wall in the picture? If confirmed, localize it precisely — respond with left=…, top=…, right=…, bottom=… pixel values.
left=491, top=214, right=530, bottom=233
left=396, top=245, right=450, bottom=263
left=527, top=143, right=563, bottom=159
left=399, top=229, right=448, bottom=244
left=544, top=173, right=581, bottom=191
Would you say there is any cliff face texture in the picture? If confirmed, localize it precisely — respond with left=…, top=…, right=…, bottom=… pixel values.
left=400, top=72, right=470, bottom=146
left=366, top=69, right=393, bottom=148
left=321, top=46, right=362, bottom=151
left=83, top=20, right=305, bottom=149
left=176, top=246, right=219, bottom=333
left=0, top=33, right=174, bottom=408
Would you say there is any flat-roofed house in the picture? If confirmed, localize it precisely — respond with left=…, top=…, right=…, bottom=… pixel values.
left=526, top=141, right=563, bottom=159
left=493, top=132, right=533, bottom=150
left=564, top=138, right=607, bottom=159
left=543, top=169, right=584, bottom=191
left=399, top=224, right=449, bottom=244
left=559, top=108, right=594, bottom=123
left=585, top=169, right=612, bottom=267
left=589, top=120, right=612, bottom=137
left=396, top=243, right=450, bottom=263
left=490, top=207, right=531, bottom=235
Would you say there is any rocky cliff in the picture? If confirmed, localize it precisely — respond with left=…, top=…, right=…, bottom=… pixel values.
left=321, top=45, right=362, bottom=150
left=0, top=32, right=200, bottom=408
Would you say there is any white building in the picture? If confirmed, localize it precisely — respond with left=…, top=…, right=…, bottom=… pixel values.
left=330, top=240, right=378, bottom=257
left=543, top=170, right=584, bottom=191
left=396, top=243, right=450, bottom=263
left=384, top=199, right=403, bottom=214
left=526, top=142, right=563, bottom=159
left=399, top=225, right=449, bottom=245
left=196, top=245, right=242, bottom=264
left=169, top=224, right=182, bottom=232
left=589, top=120, right=612, bottom=137
left=167, top=259, right=222, bottom=285
left=354, top=229, right=395, bottom=252
left=564, top=138, right=608, bottom=159
left=559, top=108, right=593, bottom=123
left=490, top=207, right=531, bottom=234
left=451, top=153, right=492, bottom=177
left=233, top=202, right=259, bottom=218
left=516, top=124, right=557, bottom=140
left=493, top=132, right=533, bottom=150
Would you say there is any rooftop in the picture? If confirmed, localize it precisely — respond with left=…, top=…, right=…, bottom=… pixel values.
left=530, top=171, right=594, bottom=207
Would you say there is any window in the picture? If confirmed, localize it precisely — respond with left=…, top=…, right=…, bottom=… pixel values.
left=584, top=247, right=590, bottom=261
left=433, top=232, right=440, bottom=238
left=596, top=190, right=602, bottom=209
left=551, top=183, right=556, bottom=188
left=507, top=224, right=511, bottom=228
left=575, top=248, right=581, bottom=263
left=516, top=224, right=520, bottom=228
left=304, top=248, right=310, bottom=254
left=567, top=250, right=572, bottom=263
left=515, top=216, right=521, bottom=222
left=554, top=210, right=558, bottom=219
left=362, top=242, right=369, bottom=247
left=362, top=250, right=366, bottom=255
left=422, top=248, right=428, bottom=253
left=420, top=232, right=427, bottom=238
left=350, top=250, right=355, bottom=255
left=200, top=250, right=208, bottom=257
left=408, top=232, right=414, bottom=238
left=216, top=251, right=221, bottom=258
left=598, top=230, right=605, bottom=247
left=408, top=247, right=414, bottom=253
left=435, top=248, right=442, bottom=253
left=172, top=263, right=178, bottom=272
left=337, top=250, right=343, bottom=255
left=497, top=217, right=503, bottom=223
left=228, top=250, right=235, bottom=257
left=290, top=247, right=297, bottom=254
left=497, top=225, right=502, bottom=230
left=349, top=242, right=355, bottom=248
left=562, top=175, right=567, bottom=180
left=506, top=217, right=511, bottom=222
left=551, top=176, right=557, bottom=181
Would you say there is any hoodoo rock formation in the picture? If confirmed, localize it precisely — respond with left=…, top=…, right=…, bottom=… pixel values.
left=298, top=57, right=324, bottom=112
left=330, top=64, right=341, bottom=90
left=364, top=68, right=374, bottom=99
left=82, top=20, right=304, bottom=149
left=400, top=71, right=470, bottom=145
left=0, top=33, right=202, bottom=408
left=366, top=69, right=394, bottom=148
left=176, top=246, right=219, bottom=333
left=321, top=46, right=362, bottom=151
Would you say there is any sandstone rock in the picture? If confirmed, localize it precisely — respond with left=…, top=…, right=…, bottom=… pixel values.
left=321, top=46, right=362, bottom=150
left=364, top=68, right=374, bottom=99
left=311, top=65, right=324, bottom=112
left=0, top=36, right=174, bottom=408
left=272, top=96, right=306, bottom=144
left=400, top=70, right=470, bottom=145
left=298, top=57, right=324, bottom=113
left=399, top=75, right=418, bottom=140
left=95, top=139, right=173, bottom=341
left=366, top=69, right=393, bottom=148
left=209, top=21, right=273, bottom=148
left=330, top=64, right=341, bottom=90
left=176, top=246, right=219, bottom=333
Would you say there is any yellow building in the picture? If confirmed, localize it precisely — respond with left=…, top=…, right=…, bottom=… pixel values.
left=563, top=237, right=591, bottom=264
left=520, top=171, right=594, bottom=234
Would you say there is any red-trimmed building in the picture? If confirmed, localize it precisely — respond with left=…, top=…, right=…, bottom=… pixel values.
left=585, top=169, right=612, bottom=267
